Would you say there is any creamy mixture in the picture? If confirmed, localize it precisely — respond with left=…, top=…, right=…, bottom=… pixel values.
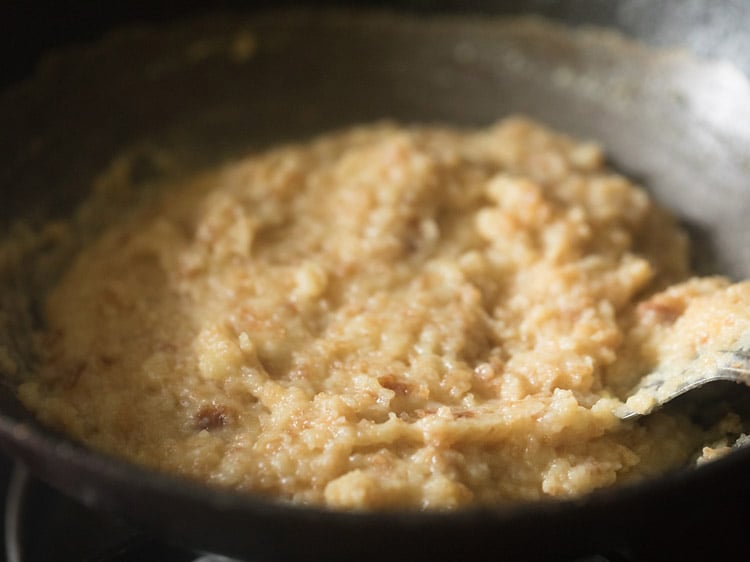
left=18, top=118, right=750, bottom=509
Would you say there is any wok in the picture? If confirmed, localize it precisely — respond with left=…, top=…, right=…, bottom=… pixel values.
left=1, top=1, right=750, bottom=560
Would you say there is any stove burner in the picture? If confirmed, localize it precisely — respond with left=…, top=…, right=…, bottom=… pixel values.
left=3, top=464, right=244, bottom=562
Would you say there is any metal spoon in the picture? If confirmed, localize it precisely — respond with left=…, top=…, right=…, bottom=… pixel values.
left=617, top=333, right=750, bottom=422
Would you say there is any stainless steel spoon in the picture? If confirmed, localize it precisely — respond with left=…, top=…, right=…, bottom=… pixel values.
left=617, top=333, right=750, bottom=421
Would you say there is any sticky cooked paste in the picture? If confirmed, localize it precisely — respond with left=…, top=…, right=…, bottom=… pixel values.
left=19, top=118, right=750, bottom=509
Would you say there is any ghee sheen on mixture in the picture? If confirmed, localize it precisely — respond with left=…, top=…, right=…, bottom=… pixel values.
left=19, top=118, right=750, bottom=509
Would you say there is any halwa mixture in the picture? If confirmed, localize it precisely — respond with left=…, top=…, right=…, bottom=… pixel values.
left=18, top=118, right=750, bottom=509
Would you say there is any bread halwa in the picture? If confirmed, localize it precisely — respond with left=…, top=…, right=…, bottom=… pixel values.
left=18, top=118, right=750, bottom=509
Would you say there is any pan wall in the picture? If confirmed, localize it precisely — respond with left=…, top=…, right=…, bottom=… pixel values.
left=3, top=0, right=750, bottom=90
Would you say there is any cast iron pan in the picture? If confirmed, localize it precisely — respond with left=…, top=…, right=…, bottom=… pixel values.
left=1, top=2, right=750, bottom=561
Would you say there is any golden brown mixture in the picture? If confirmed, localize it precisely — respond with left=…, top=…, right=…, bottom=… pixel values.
left=18, top=118, right=750, bottom=509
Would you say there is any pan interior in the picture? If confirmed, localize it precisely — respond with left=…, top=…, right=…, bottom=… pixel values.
left=1, top=7, right=749, bottom=509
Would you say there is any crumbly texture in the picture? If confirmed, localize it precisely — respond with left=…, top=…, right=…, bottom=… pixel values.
left=18, top=118, right=750, bottom=510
